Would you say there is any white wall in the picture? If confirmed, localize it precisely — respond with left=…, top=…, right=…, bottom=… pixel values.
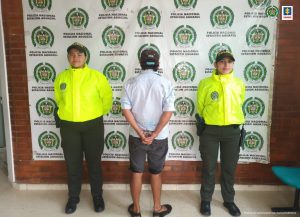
left=0, top=3, right=15, bottom=182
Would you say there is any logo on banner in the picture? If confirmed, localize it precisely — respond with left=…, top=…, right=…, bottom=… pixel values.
left=34, top=62, right=56, bottom=84
left=102, top=25, right=125, bottom=48
left=138, top=43, right=160, bottom=60
left=36, top=97, right=56, bottom=118
left=66, top=8, right=89, bottom=30
left=101, top=0, right=124, bottom=10
left=103, top=62, right=126, bottom=83
left=38, top=131, right=60, bottom=151
left=174, top=97, right=195, bottom=117
left=208, top=43, right=232, bottom=64
left=137, top=6, right=161, bottom=29
left=243, top=97, right=265, bottom=118
left=29, top=0, right=52, bottom=11
left=265, top=5, right=279, bottom=18
left=172, top=131, right=194, bottom=150
left=32, top=26, right=54, bottom=48
left=242, top=131, right=264, bottom=152
left=174, top=0, right=197, bottom=10
left=281, top=6, right=293, bottom=20
left=244, top=61, right=267, bottom=83
left=173, top=25, right=197, bottom=47
left=246, top=25, right=269, bottom=47
left=248, top=0, right=271, bottom=9
left=210, top=6, right=234, bottom=29
left=105, top=131, right=127, bottom=151
left=173, top=61, right=196, bottom=83
left=110, top=97, right=122, bottom=117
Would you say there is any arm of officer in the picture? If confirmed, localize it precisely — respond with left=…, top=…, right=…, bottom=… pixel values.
left=196, top=80, right=205, bottom=116
left=100, top=75, right=113, bottom=115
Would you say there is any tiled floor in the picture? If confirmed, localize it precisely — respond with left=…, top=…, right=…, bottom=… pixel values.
left=0, top=169, right=298, bottom=217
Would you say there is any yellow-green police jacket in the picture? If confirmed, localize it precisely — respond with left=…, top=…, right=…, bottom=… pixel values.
left=54, top=64, right=113, bottom=122
left=196, top=69, right=245, bottom=126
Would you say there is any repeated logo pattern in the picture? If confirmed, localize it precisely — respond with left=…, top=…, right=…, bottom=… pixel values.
left=24, top=1, right=277, bottom=162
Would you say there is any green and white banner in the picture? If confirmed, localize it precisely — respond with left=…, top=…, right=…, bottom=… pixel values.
left=22, top=0, right=279, bottom=163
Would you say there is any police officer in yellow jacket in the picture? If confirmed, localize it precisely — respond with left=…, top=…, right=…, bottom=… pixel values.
left=196, top=50, right=245, bottom=217
left=54, top=42, right=112, bottom=214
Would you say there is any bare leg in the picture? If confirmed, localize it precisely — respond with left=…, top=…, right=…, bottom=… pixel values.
left=130, top=172, right=143, bottom=213
left=151, top=173, right=162, bottom=211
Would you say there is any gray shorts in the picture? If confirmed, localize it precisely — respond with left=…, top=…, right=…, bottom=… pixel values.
left=128, top=135, right=168, bottom=174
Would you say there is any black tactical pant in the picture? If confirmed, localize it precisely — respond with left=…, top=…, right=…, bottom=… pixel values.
left=60, top=117, right=104, bottom=198
left=199, top=125, right=240, bottom=202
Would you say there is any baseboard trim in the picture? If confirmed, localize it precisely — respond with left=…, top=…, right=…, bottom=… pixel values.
left=12, top=183, right=293, bottom=191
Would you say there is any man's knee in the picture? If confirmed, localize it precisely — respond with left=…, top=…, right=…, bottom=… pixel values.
left=149, top=167, right=163, bottom=174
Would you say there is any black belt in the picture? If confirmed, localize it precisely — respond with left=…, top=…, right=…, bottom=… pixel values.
left=206, top=124, right=240, bottom=128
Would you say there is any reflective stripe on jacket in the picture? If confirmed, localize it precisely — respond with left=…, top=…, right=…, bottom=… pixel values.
left=54, top=64, right=112, bottom=122
left=196, top=69, right=245, bottom=125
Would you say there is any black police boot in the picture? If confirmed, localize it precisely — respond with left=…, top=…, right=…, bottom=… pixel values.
left=93, top=195, right=105, bottom=212
left=223, top=202, right=241, bottom=216
left=200, top=201, right=211, bottom=216
left=65, top=197, right=80, bottom=214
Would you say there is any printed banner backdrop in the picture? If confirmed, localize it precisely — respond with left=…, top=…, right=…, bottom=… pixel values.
left=22, top=0, right=279, bottom=163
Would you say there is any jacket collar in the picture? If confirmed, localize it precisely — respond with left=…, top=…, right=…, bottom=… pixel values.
left=212, top=69, right=234, bottom=81
left=69, top=64, right=88, bottom=71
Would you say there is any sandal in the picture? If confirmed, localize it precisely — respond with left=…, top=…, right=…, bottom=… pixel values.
left=153, top=204, right=172, bottom=217
left=128, top=203, right=142, bottom=217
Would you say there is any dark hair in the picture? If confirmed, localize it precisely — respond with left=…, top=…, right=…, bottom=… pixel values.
left=140, top=62, right=159, bottom=71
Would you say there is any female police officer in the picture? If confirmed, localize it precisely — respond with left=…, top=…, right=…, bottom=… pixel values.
left=196, top=50, right=245, bottom=216
left=54, top=42, right=112, bottom=214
